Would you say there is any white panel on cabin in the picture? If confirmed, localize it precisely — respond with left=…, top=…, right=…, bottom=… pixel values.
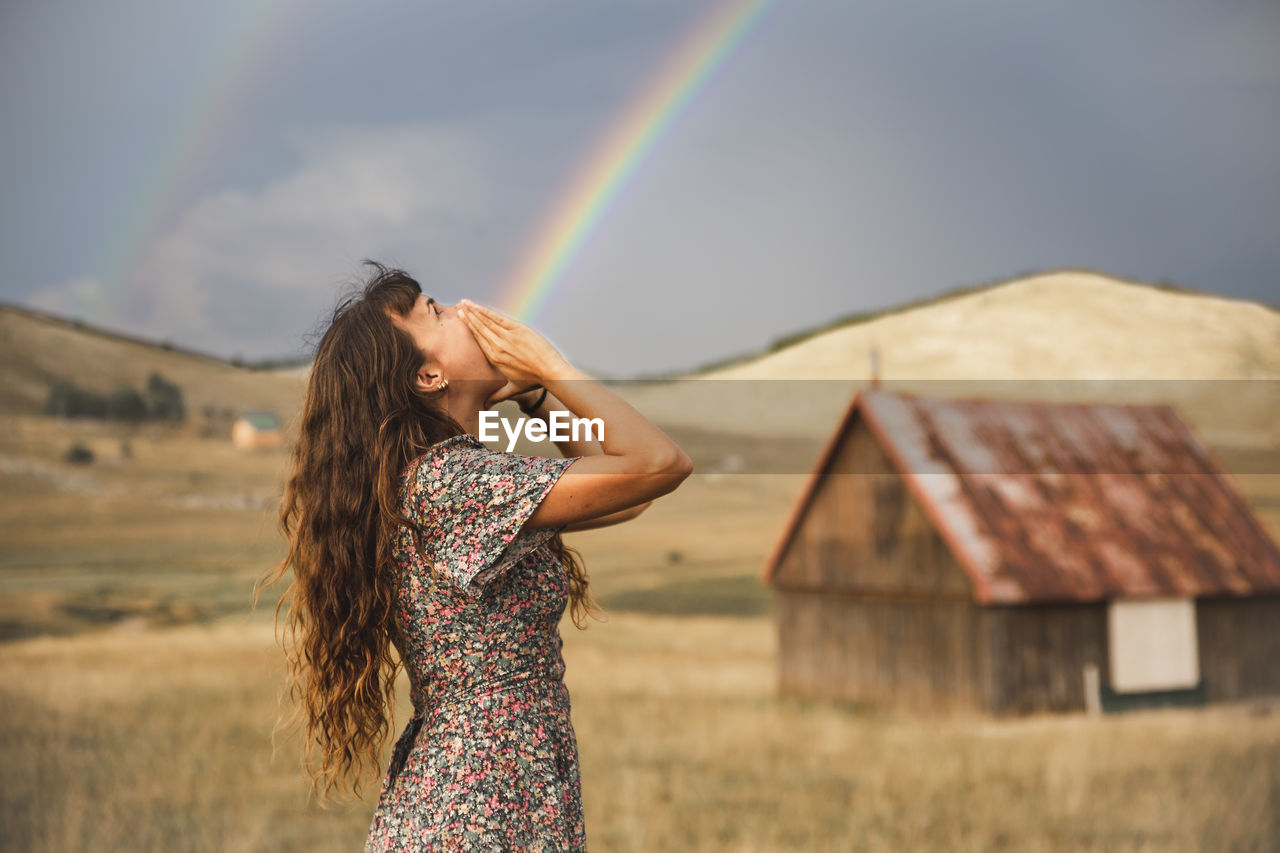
left=1108, top=598, right=1199, bottom=693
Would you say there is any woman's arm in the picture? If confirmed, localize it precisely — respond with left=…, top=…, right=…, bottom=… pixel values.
left=509, top=388, right=658, bottom=532
left=508, top=387, right=652, bottom=532
left=558, top=500, right=651, bottom=533
left=520, top=360, right=691, bottom=530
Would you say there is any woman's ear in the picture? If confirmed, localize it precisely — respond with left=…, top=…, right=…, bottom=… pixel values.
left=414, top=364, right=441, bottom=394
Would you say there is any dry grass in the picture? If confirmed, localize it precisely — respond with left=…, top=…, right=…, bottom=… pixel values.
left=565, top=615, right=1280, bottom=852
left=3, top=411, right=1280, bottom=851
left=0, top=416, right=290, bottom=640
left=0, top=619, right=373, bottom=851
left=1, top=615, right=1278, bottom=851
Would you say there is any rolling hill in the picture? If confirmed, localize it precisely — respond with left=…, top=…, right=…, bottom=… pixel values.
left=618, top=270, right=1280, bottom=448
left=0, top=304, right=304, bottom=422
left=694, top=270, right=1279, bottom=381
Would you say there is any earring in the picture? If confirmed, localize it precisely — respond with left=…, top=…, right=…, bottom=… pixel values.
left=437, top=378, right=449, bottom=393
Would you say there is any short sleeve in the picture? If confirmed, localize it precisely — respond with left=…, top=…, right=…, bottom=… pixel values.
left=404, top=436, right=579, bottom=596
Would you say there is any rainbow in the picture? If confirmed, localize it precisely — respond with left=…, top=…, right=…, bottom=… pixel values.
left=91, top=1, right=298, bottom=323
left=496, top=0, right=778, bottom=321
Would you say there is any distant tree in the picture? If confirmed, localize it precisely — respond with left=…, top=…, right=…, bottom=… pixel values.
left=44, top=380, right=76, bottom=417
left=145, top=372, right=186, bottom=422
left=45, top=375, right=187, bottom=423
left=106, top=386, right=147, bottom=421
left=44, top=381, right=107, bottom=418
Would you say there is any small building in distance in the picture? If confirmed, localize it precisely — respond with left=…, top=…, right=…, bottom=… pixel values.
left=231, top=411, right=281, bottom=451
left=762, top=388, right=1280, bottom=714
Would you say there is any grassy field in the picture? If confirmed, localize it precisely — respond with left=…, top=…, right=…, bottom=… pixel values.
left=2, top=414, right=1280, bottom=851
left=3, top=615, right=1279, bottom=851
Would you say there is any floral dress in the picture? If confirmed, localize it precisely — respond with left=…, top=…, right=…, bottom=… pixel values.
left=364, top=433, right=585, bottom=852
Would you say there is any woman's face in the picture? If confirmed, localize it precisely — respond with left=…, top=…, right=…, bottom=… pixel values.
left=393, top=293, right=504, bottom=392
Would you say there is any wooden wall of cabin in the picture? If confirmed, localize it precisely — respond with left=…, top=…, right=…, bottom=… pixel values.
left=979, top=604, right=1108, bottom=714
left=770, top=419, right=972, bottom=600
left=776, top=592, right=988, bottom=712
left=771, top=418, right=994, bottom=711
left=1196, top=596, right=1280, bottom=702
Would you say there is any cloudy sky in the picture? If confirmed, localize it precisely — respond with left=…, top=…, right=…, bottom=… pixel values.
left=2, top=0, right=1277, bottom=376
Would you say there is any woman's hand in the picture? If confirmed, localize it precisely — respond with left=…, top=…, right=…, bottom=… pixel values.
left=458, top=300, right=571, bottom=407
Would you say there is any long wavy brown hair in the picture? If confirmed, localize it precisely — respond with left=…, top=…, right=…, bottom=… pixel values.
left=259, top=262, right=598, bottom=802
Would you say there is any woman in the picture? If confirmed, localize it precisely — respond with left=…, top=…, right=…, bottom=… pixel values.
left=263, top=262, right=692, bottom=851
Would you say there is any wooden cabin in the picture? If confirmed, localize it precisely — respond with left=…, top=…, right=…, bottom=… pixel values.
left=762, top=389, right=1280, bottom=714
left=231, top=411, right=281, bottom=451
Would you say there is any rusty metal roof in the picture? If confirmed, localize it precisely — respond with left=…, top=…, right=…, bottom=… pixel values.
left=762, top=389, right=1280, bottom=604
